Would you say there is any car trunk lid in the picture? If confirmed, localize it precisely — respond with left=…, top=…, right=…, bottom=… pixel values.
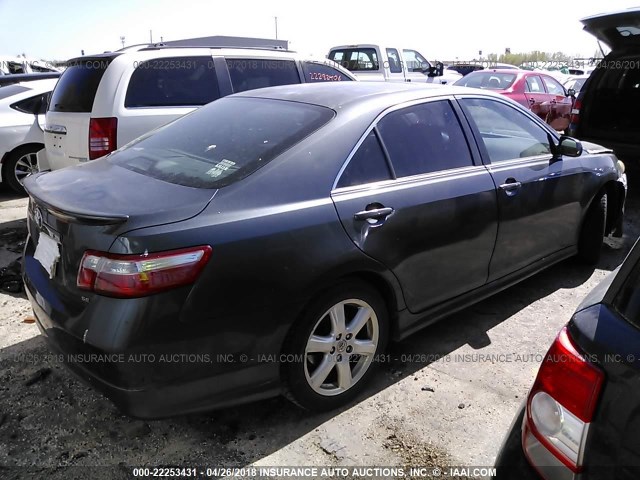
left=581, top=8, right=640, bottom=50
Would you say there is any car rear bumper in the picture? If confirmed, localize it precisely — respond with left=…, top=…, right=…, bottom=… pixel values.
left=25, top=285, right=283, bottom=419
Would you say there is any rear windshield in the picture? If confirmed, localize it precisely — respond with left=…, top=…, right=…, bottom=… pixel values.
left=0, top=84, right=30, bottom=100
left=328, top=49, right=379, bottom=71
left=454, top=72, right=517, bottom=90
left=110, top=97, right=335, bottom=188
left=49, top=58, right=113, bottom=112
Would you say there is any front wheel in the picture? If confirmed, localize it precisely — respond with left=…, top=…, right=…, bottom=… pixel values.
left=577, top=192, right=607, bottom=265
left=282, top=282, right=388, bottom=411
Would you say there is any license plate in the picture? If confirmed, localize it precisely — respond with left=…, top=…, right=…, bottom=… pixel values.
left=34, top=232, right=60, bottom=279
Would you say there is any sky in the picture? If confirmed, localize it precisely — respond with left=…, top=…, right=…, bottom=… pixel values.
left=0, top=0, right=637, bottom=62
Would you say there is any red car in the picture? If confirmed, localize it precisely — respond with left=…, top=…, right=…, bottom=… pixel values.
left=454, top=70, right=574, bottom=130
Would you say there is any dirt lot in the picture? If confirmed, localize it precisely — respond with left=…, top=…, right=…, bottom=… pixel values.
left=1, top=180, right=639, bottom=480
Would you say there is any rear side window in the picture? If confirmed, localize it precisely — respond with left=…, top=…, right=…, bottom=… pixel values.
left=455, top=72, right=516, bottom=89
left=301, top=62, right=352, bottom=82
left=337, top=131, right=392, bottom=188
left=11, top=92, right=50, bottom=114
left=125, top=57, right=219, bottom=108
left=111, top=97, right=334, bottom=188
left=328, top=49, right=379, bottom=71
left=49, top=58, right=113, bottom=112
left=227, top=59, right=300, bottom=93
left=377, top=100, right=473, bottom=177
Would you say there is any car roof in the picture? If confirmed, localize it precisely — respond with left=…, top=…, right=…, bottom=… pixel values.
left=231, top=82, right=501, bottom=111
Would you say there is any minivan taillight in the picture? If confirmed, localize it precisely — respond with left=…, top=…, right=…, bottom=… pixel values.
left=89, top=117, right=117, bottom=159
left=523, top=326, right=604, bottom=475
left=77, top=246, right=212, bottom=298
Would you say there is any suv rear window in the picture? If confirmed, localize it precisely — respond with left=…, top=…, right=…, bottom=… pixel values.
left=125, top=57, right=219, bottom=108
left=49, top=58, right=113, bottom=112
left=226, top=59, right=300, bottom=93
left=110, top=97, right=334, bottom=188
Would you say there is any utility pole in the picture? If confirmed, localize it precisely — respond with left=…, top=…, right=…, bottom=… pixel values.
left=150, top=30, right=153, bottom=43
left=274, top=17, right=278, bottom=40
left=120, top=36, right=125, bottom=49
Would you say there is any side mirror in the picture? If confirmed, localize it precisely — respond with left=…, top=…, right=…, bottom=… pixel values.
left=426, top=62, right=444, bottom=77
left=566, top=88, right=576, bottom=98
left=558, top=136, right=583, bottom=157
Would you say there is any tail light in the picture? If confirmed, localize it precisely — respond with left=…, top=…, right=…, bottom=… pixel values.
left=569, top=99, right=581, bottom=126
left=523, top=326, right=604, bottom=475
left=89, top=117, right=117, bottom=160
left=77, top=246, right=212, bottom=298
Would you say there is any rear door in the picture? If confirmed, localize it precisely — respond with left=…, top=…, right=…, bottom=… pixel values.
left=523, top=74, right=551, bottom=122
left=331, top=98, right=498, bottom=313
left=45, top=56, right=115, bottom=170
left=541, top=74, right=572, bottom=131
left=459, top=96, right=585, bottom=281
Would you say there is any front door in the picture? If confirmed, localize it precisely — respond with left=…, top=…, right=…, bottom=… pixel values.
left=459, top=97, right=586, bottom=281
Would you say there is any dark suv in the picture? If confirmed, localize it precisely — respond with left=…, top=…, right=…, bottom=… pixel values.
left=568, top=8, right=640, bottom=165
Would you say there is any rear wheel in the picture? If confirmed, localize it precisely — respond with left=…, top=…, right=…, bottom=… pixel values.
left=282, top=282, right=388, bottom=411
left=577, top=192, right=607, bottom=265
left=3, top=145, right=41, bottom=194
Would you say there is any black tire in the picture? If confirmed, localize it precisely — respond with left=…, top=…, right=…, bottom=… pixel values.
left=577, top=192, right=607, bottom=265
left=281, top=282, right=389, bottom=411
left=2, top=145, right=41, bottom=194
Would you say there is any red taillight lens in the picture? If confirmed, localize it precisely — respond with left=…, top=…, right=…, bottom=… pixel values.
left=570, top=99, right=581, bottom=126
left=89, top=117, right=117, bottom=160
left=77, top=246, right=212, bottom=298
left=524, top=326, right=604, bottom=473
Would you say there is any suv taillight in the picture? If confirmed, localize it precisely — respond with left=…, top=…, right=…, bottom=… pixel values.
left=570, top=99, right=581, bottom=127
left=89, top=117, right=117, bottom=160
left=77, top=246, right=212, bottom=298
left=523, top=326, right=604, bottom=475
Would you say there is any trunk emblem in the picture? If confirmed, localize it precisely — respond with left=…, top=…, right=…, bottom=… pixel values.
left=34, top=208, right=44, bottom=229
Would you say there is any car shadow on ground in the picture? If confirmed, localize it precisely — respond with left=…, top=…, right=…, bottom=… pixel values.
left=0, top=177, right=638, bottom=478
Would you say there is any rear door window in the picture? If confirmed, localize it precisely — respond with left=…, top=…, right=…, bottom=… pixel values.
left=111, top=97, right=334, bottom=188
left=125, top=57, right=219, bottom=108
left=337, top=131, right=393, bottom=188
left=226, top=59, right=300, bottom=93
left=49, top=57, right=114, bottom=112
left=301, top=62, right=352, bottom=82
left=377, top=100, right=473, bottom=177
left=0, top=84, right=30, bottom=99
left=386, top=49, right=403, bottom=73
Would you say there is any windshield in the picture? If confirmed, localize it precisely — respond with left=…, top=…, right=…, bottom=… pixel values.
left=110, top=97, right=335, bottom=189
left=454, top=72, right=517, bottom=90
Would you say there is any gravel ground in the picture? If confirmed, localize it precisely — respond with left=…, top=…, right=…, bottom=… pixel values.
left=0, top=179, right=638, bottom=480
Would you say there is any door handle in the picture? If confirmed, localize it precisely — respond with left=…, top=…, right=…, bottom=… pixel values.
left=529, top=98, right=535, bottom=104
left=354, top=207, right=394, bottom=221
left=499, top=180, right=522, bottom=196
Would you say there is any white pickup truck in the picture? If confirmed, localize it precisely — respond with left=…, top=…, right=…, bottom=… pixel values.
left=328, top=44, right=462, bottom=84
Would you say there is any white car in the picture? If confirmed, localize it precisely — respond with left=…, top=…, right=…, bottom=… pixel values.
left=43, top=46, right=355, bottom=171
left=0, top=79, right=57, bottom=193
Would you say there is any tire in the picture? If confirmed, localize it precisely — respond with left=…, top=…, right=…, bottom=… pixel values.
left=2, top=145, right=41, bottom=194
left=577, top=192, right=607, bottom=265
left=281, top=282, right=389, bottom=411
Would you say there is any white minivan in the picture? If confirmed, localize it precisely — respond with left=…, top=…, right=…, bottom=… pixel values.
left=43, top=46, right=355, bottom=170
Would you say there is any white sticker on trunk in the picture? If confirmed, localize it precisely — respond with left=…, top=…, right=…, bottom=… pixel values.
left=34, top=233, right=60, bottom=279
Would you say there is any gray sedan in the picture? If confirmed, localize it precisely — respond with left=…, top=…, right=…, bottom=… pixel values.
left=23, top=82, right=626, bottom=417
